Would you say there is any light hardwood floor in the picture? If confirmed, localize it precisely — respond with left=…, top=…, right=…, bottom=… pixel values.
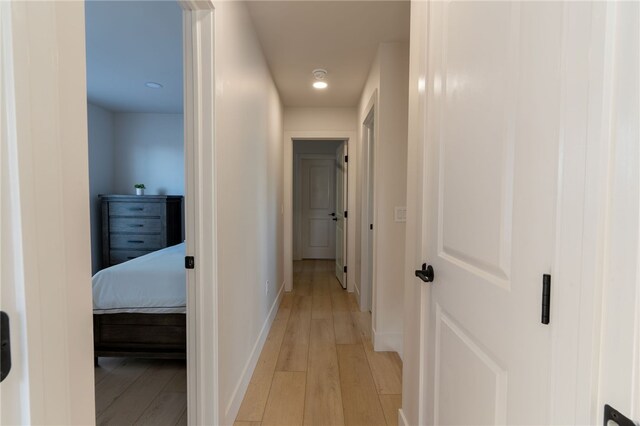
left=236, top=259, right=403, bottom=426
left=94, top=357, right=187, bottom=426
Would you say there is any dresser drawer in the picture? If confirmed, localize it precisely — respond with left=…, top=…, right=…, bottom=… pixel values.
left=109, top=202, right=164, bottom=217
left=109, top=250, right=155, bottom=265
left=109, top=217, right=162, bottom=233
left=110, top=234, right=163, bottom=250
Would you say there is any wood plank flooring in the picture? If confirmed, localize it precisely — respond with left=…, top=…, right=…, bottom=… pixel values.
left=94, top=357, right=186, bottom=426
left=236, top=259, right=403, bottom=426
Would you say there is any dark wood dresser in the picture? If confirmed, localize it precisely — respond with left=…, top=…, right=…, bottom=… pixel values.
left=100, top=195, right=183, bottom=268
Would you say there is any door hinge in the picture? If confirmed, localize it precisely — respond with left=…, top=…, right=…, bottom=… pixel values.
left=1, top=311, right=11, bottom=383
left=541, top=274, right=551, bottom=324
left=185, top=256, right=195, bottom=269
left=344, top=210, right=348, bottom=218
left=344, top=155, right=348, bottom=163
left=604, top=404, right=634, bottom=426
left=344, top=265, right=347, bottom=273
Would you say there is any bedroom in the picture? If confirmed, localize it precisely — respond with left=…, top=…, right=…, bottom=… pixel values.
left=85, top=1, right=187, bottom=423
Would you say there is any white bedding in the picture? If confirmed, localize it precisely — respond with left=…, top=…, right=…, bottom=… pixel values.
left=92, top=242, right=186, bottom=314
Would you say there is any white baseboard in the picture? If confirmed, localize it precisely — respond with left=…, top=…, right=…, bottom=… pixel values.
left=398, top=408, right=409, bottom=426
left=223, top=283, right=284, bottom=424
left=373, top=329, right=403, bottom=359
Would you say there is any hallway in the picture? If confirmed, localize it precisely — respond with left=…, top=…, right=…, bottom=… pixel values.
left=235, top=260, right=403, bottom=426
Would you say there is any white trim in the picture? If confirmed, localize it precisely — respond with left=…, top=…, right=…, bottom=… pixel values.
left=398, top=408, right=409, bottom=426
left=373, top=330, right=403, bottom=360
left=284, top=130, right=357, bottom=293
left=223, top=284, right=285, bottom=424
left=359, top=93, right=377, bottom=316
left=179, top=1, right=218, bottom=425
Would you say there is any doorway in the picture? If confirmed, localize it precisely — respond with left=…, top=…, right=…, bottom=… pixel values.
left=292, top=139, right=348, bottom=289
left=360, top=108, right=375, bottom=311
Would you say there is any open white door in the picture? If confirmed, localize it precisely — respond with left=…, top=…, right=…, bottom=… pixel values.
left=335, top=143, right=347, bottom=288
left=1, top=2, right=95, bottom=424
left=403, top=2, right=623, bottom=424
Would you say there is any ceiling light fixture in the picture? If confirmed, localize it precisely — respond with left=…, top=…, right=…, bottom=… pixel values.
left=145, top=82, right=163, bottom=89
left=312, top=68, right=328, bottom=90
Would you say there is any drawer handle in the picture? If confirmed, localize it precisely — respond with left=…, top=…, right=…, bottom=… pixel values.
left=129, top=207, right=144, bottom=211
left=127, top=240, right=144, bottom=244
left=128, top=224, right=144, bottom=228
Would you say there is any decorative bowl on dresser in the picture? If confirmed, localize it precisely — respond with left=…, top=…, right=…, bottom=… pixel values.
left=100, top=195, right=183, bottom=269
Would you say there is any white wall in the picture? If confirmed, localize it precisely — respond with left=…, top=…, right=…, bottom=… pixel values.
left=284, top=107, right=356, bottom=132
left=213, top=2, right=284, bottom=423
left=86, top=107, right=184, bottom=273
left=113, top=113, right=184, bottom=196
left=87, top=103, right=115, bottom=273
left=357, top=42, right=409, bottom=355
left=283, top=107, right=358, bottom=293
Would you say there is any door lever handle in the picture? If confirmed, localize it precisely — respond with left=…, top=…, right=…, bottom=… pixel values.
left=332, top=218, right=338, bottom=221
left=329, top=212, right=336, bottom=216
left=415, top=263, right=434, bottom=283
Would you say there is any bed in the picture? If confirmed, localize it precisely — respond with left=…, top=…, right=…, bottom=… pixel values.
left=92, top=242, right=186, bottom=363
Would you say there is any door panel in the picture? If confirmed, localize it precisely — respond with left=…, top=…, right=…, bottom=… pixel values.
left=335, top=143, right=347, bottom=287
left=422, top=2, right=566, bottom=424
left=439, top=2, right=516, bottom=286
left=301, top=159, right=336, bottom=259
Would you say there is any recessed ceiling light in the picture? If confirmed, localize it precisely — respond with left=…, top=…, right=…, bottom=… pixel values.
left=312, top=68, right=328, bottom=90
left=145, top=82, right=163, bottom=89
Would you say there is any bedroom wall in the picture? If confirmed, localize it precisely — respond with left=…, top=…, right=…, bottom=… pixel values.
left=357, top=42, right=409, bottom=356
left=87, top=103, right=115, bottom=273
left=213, top=2, right=284, bottom=423
left=113, top=113, right=184, bottom=196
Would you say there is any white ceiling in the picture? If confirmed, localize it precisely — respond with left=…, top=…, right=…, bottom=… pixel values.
left=246, top=1, right=410, bottom=107
left=85, top=1, right=183, bottom=113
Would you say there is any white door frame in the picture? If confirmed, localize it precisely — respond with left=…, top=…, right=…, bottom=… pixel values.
left=179, top=1, right=218, bottom=425
left=1, top=1, right=219, bottom=424
left=284, top=132, right=356, bottom=293
left=360, top=100, right=376, bottom=313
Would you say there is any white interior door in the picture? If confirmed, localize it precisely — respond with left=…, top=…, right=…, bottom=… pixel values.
left=1, top=2, right=95, bottom=423
left=335, top=143, right=347, bottom=288
left=301, top=158, right=336, bottom=259
left=415, top=2, right=587, bottom=424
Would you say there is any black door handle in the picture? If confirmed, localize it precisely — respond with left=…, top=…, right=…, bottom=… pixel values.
left=415, top=263, right=434, bottom=283
left=1, top=311, right=11, bottom=382
left=332, top=218, right=338, bottom=221
left=329, top=212, right=336, bottom=216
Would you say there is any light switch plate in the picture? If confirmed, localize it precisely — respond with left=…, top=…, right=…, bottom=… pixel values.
left=394, top=207, right=407, bottom=222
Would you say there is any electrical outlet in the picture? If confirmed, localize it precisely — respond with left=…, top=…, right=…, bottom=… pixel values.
left=265, top=280, right=270, bottom=295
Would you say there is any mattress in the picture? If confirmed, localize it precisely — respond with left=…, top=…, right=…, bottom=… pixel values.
left=92, top=242, right=186, bottom=314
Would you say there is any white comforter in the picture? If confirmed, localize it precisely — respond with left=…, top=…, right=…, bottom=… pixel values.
left=92, top=242, right=186, bottom=314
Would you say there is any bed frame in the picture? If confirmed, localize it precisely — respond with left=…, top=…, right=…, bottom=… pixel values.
left=93, top=313, right=186, bottom=364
